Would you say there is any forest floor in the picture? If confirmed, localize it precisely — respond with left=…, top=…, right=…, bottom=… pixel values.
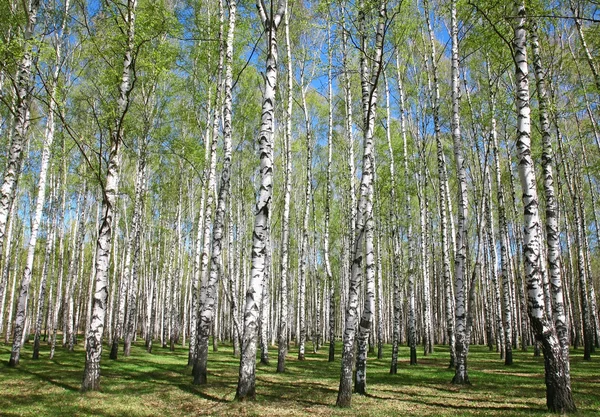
left=0, top=339, right=599, bottom=416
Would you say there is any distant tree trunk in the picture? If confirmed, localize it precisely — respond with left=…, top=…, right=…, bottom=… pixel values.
left=424, top=0, right=448, bottom=359
left=123, top=144, right=147, bottom=356
left=82, top=0, right=137, bottom=392
left=110, top=204, right=130, bottom=358
left=5, top=253, right=20, bottom=344
left=235, top=0, right=285, bottom=401
left=170, top=170, right=183, bottom=351
left=485, top=174, right=506, bottom=358
left=297, top=66, right=313, bottom=362
left=33, top=190, right=57, bottom=359
left=277, top=0, right=292, bottom=373
left=67, top=182, right=88, bottom=352
left=511, top=3, right=576, bottom=412
left=395, top=57, right=417, bottom=367
left=259, top=228, right=271, bottom=364
left=325, top=19, right=335, bottom=364
left=50, top=142, right=68, bottom=360
left=382, top=72, right=397, bottom=365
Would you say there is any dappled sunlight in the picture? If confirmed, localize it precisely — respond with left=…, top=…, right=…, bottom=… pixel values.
left=1, top=342, right=598, bottom=416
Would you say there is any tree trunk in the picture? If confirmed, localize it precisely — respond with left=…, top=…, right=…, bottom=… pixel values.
left=0, top=0, right=40, bottom=271
left=337, top=0, right=386, bottom=406
left=194, top=0, right=236, bottom=384
left=511, top=3, right=576, bottom=412
left=531, top=24, right=570, bottom=368
left=33, top=191, right=57, bottom=359
left=123, top=145, right=147, bottom=356
left=297, top=67, right=313, bottom=362
left=450, top=0, right=469, bottom=382
left=277, top=0, right=293, bottom=373
left=235, top=1, right=285, bottom=401
left=82, top=0, right=137, bottom=392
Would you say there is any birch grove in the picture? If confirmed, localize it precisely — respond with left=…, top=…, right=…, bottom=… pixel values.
left=2, top=0, right=600, bottom=414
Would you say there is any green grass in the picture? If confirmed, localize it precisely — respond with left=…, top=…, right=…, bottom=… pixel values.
left=0, top=340, right=598, bottom=416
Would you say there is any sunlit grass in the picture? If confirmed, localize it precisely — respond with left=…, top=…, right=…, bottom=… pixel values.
left=0, top=338, right=598, bottom=416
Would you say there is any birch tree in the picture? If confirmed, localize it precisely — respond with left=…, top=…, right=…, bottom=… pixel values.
left=0, top=0, right=40, bottom=271
left=337, top=0, right=387, bottom=406
left=194, top=0, right=236, bottom=385
left=511, top=2, right=575, bottom=412
left=235, top=0, right=286, bottom=401
left=82, top=0, right=138, bottom=391
left=277, top=0, right=293, bottom=373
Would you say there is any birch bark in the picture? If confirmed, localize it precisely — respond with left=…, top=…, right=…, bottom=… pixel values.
left=194, top=0, right=236, bottom=384
left=337, top=0, right=387, bottom=405
left=0, top=0, right=40, bottom=269
left=277, top=0, right=293, bottom=373
left=82, top=0, right=137, bottom=391
left=531, top=24, right=570, bottom=367
left=235, top=0, right=285, bottom=401
left=511, top=3, right=576, bottom=411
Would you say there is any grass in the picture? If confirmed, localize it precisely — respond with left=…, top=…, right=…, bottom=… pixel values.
left=0, top=339, right=599, bottom=416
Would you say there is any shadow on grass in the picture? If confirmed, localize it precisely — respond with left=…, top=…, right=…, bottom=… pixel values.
left=0, top=341, right=599, bottom=416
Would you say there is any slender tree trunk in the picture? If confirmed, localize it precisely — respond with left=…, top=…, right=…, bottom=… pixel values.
left=395, top=59, right=417, bottom=367
left=50, top=142, right=68, bottom=359
left=33, top=191, right=57, bottom=359
left=383, top=70, right=399, bottom=371
left=82, top=0, right=137, bottom=391
left=297, top=68, right=313, bottom=362
left=424, top=0, right=448, bottom=359
left=0, top=201, right=16, bottom=337
left=67, top=182, right=88, bottom=352
left=259, top=228, right=271, bottom=363
left=277, top=0, right=293, bottom=373
left=0, top=0, right=40, bottom=271
left=337, top=0, right=386, bottom=405
left=531, top=24, right=570, bottom=368
left=123, top=145, right=147, bottom=356
left=235, top=1, right=285, bottom=401
left=486, top=60, right=513, bottom=366
left=323, top=18, right=335, bottom=364
left=194, top=0, right=236, bottom=384
left=450, top=0, right=469, bottom=381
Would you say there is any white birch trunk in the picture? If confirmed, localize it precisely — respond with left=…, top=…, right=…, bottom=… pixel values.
left=277, top=1, right=293, bottom=372
left=194, top=0, right=236, bottom=384
left=123, top=145, right=147, bottom=356
left=531, top=24, right=570, bottom=368
left=512, top=3, right=576, bottom=411
left=338, top=0, right=386, bottom=405
left=235, top=0, right=285, bottom=401
left=0, top=0, right=40, bottom=270
left=32, top=189, right=57, bottom=359
left=297, top=69, right=313, bottom=361
left=82, top=0, right=137, bottom=391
